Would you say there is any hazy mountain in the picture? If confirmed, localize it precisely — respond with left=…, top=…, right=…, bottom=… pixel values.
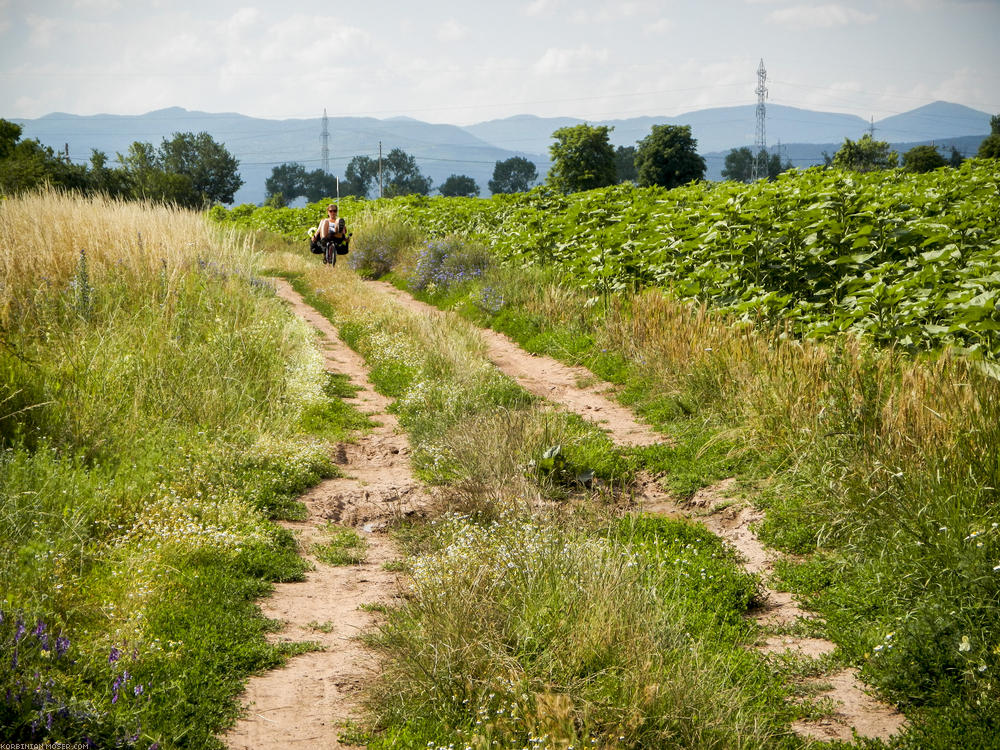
left=9, top=100, right=992, bottom=205
left=462, top=102, right=992, bottom=156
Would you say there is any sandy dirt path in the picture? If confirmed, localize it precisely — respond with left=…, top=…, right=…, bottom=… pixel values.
left=223, top=279, right=428, bottom=749
left=371, top=279, right=906, bottom=745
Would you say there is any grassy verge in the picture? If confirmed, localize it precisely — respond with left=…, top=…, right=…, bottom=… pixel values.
left=0, top=192, right=370, bottom=747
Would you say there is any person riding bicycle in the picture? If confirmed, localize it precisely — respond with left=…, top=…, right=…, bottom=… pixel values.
left=312, top=204, right=348, bottom=265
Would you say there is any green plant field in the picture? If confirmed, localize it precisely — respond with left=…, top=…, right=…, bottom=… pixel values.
left=214, top=160, right=1000, bottom=359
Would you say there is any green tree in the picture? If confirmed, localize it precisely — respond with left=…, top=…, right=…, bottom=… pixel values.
left=302, top=169, right=339, bottom=203
left=0, top=119, right=22, bottom=159
left=546, top=124, right=616, bottom=194
left=979, top=135, right=1000, bottom=159
left=382, top=148, right=432, bottom=197
left=614, top=145, right=637, bottom=183
left=87, top=149, right=131, bottom=198
left=722, top=147, right=790, bottom=182
left=722, top=147, right=754, bottom=182
left=977, top=116, right=1000, bottom=158
left=439, top=174, right=479, bottom=197
left=345, top=155, right=379, bottom=198
left=265, top=162, right=308, bottom=203
left=488, top=156, right=537, bottom=194
left=831, top=134, right=898, bottom=172
left=949, top=146, right=965, bottom=168
left=902, top=144, right=947, bottom=173
left=159, top=131, right=243, bottom=205
left=0, top=118, right=89, bottom=195
left=634, top=124, right=706, bottom=189
left=116, top=141, right=193, bottom=206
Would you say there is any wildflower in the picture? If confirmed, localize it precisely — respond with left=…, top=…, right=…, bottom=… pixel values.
left=109, top=647, right=121, bottom=664
left=960, top=636, right=972, bottom=652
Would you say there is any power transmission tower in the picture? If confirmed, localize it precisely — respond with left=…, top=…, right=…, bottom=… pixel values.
left=868, top=116, right=876, bottom=137
left=752, top=59, right=768, bottom=181
left=321, top=108, right=330, bottom=174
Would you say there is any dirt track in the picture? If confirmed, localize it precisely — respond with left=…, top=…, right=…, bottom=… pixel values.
left=225, top=277, right=904, bottom=746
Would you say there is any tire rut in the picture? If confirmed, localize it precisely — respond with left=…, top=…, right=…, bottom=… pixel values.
left=223, top=279, right=428, bottom=749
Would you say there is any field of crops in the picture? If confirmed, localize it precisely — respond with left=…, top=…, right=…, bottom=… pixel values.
left=213, top=159, right=1000, bottom=359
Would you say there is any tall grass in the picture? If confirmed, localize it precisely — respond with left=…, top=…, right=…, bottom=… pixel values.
left=0, top=191, right=362, bottom=747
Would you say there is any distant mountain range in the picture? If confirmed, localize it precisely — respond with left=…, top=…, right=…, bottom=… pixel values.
left=10, top=101, right=991, bottom=204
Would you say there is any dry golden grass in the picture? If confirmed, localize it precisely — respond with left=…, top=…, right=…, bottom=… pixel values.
left=0, top=189, right=253, bottom=324
left=603, top=287, right=982, bottom=465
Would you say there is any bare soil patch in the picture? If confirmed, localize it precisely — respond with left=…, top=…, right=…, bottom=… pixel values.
left=223, top=280, right=428, bottom=749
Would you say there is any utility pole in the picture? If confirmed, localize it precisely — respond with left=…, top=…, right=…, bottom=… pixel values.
left=321, top=108, right=330, bottom=174
left=378, top=141, right=383, bottom=199
left=752, top=58, right=768, bottom=182
left=868, top=116, right=876, bottom=138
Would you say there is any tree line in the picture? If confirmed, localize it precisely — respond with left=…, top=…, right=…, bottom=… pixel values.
left=0, top=119, right=243, bottom=207
left=4, top=111, right=997, bottom=208
left=263, top=150, right=540, bottom=205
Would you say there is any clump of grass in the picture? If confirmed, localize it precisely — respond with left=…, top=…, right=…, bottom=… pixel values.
left=366, top=514, right=784, bottom=749
left=347, top=209, right=423, bottom=278
left=313, top=524, right=368, bottom=566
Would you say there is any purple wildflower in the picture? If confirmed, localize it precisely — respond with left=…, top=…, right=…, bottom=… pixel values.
left=14, top=616, right=25, bottom=643
left=56, top=634, right=70, bottom=657
left=134, top=684, right=144, bottom=696
left=109, top=646, right=121, bottom=664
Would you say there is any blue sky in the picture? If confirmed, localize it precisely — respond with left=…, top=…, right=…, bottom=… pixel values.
left=1, top=0, right=998, bottom=124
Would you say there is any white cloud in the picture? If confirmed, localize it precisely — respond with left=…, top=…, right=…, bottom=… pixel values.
left=25, top=14, right=59, bottom=48
left=72, top=0, right=122, bottom=10
left=644, top=18, right=674, bottom=34
left=535, top=45, right=610, bottom=74
left=524, top=0, right=561, bottom=16
left=769, top=4, right=878, bottom=28
left=437, top=19, right=469, bottom=41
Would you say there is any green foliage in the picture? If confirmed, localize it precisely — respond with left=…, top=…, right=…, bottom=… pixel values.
left=313, top=525, right=368, bottom=566
left=488, top=156, right=538, bottom=194
left=438, top=174, right=479, bottom=197
left=634, top=124, right=706, bottom=189
left=216, top=161, right=1000, bottom=359
left=383, top=148, right=432, bottom=197
left=832, top=133, right=899, bottom=172
left=158, top=131, right=243, bottom=205
left=978, top=134, right=1000, bottom=159
left=345, top=155, right=380, bottom=198
left=265, top=162, right=340, bottom=204
left=722, top=146, right=789, bottom=182
left=546, top=124, right=616, bottom=194
left=903, top=144, right=947, bottom=173
left=614, top=144, right=637, bottom=183
left=0, top=118, right=90, bottom=195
